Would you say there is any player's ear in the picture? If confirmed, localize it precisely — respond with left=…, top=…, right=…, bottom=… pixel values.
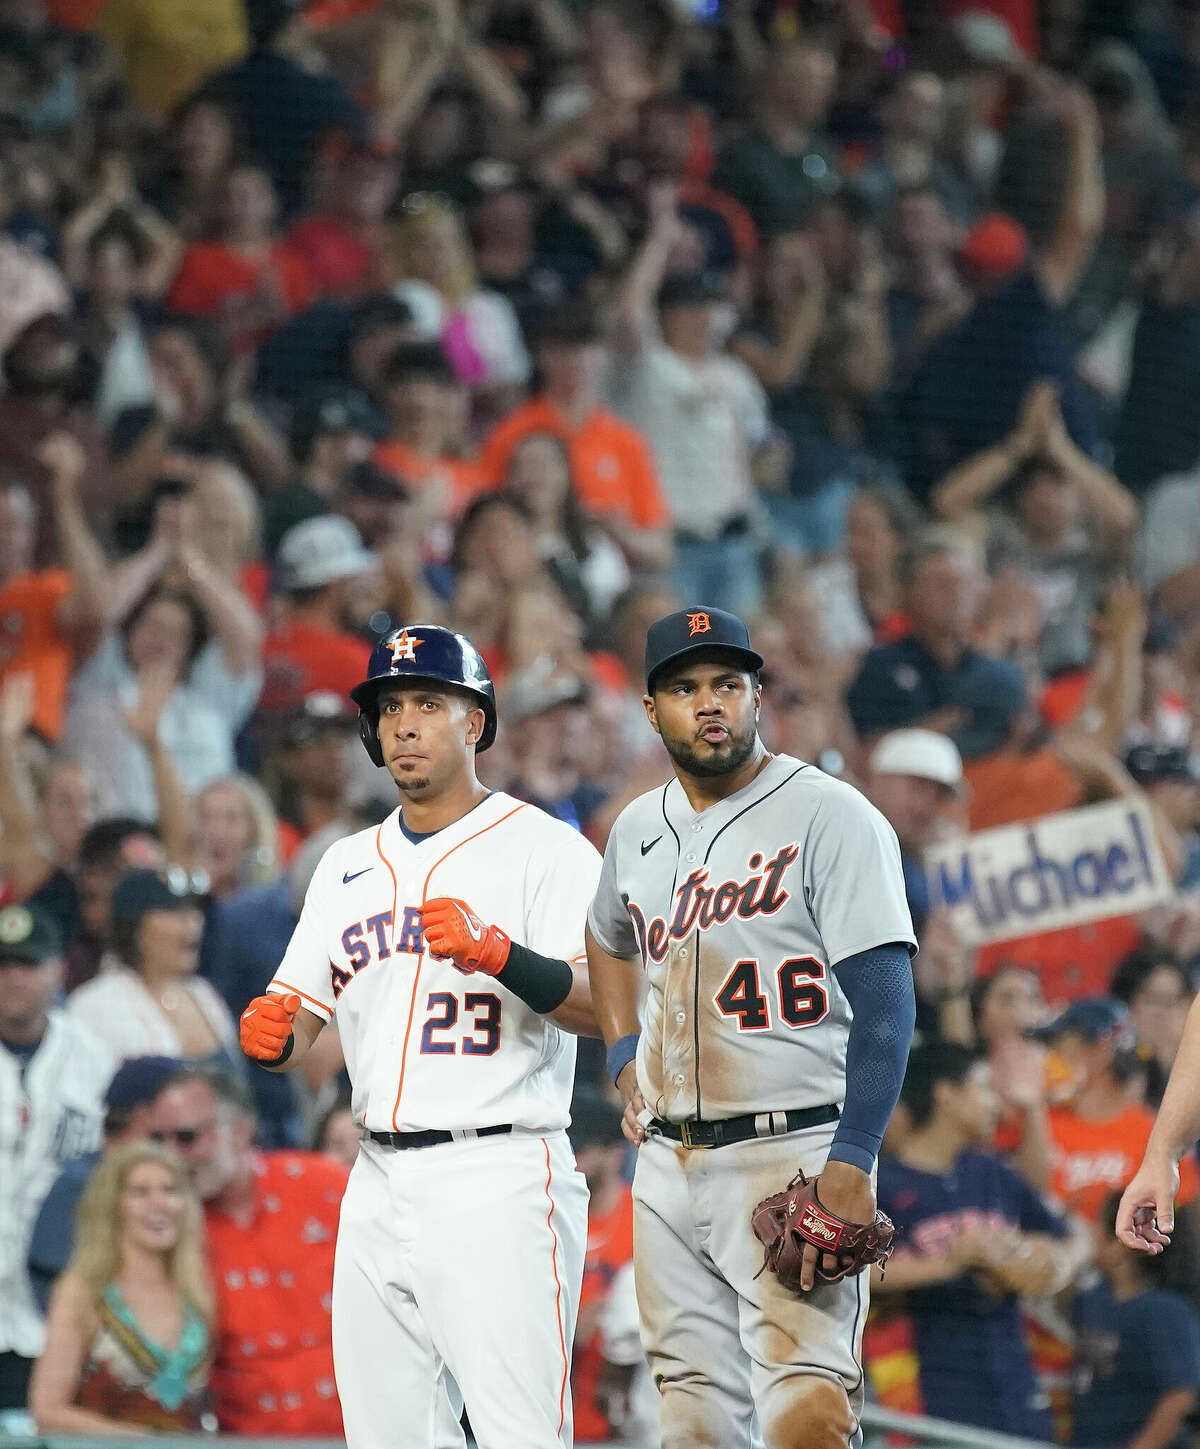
left=466, top=706, right=484, bottom=746
left=643, top=693, right=661, bottom=736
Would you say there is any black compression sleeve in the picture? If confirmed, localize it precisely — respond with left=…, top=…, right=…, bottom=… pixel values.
left=495, top=942, right=575, bottom=1014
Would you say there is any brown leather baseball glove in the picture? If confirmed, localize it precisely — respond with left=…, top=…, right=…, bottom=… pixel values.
left=751, top=1169, right=895, bottom=1290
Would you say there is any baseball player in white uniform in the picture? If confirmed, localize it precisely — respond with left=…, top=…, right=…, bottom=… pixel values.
left=587, top=606, right=917, bottom=1449
left=238, top=626, right=601, bottom=1449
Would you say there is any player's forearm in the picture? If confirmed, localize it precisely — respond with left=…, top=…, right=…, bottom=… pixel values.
left=828, top=945, right=916, bottom=1172
left=544, top=962, right=601, bottom=1037
left=1145, top=993, right=1200, bottom=1163
left=585, top=926, right=643, bottom=1049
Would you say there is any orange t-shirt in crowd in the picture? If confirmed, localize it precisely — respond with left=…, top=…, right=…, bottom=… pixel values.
left=167, top=241, right=315, bottom=349
left=205, top=1152, right=348, bottom=1436
left=979, top=916, right=1144, bottom=1006
left=0, top=568, right=74, bottom=740
left=480, top=400, right=670, bottom=531
left=288, top=217, right=375, bottom=298
left=964, top=747, right=1083, bottom=831
left=1046, top=1104, right=1199, bottom=1222
left=373, top=441, right=487, bottom=516
left=572, top=1185, right=635, bottom=1443
left=260, top=620, right=371, bottom=713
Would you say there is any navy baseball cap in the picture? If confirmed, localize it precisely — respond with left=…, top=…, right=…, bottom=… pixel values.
left=1029, top=996, right=1136, bottom=1049
left=645, top=606, right=764, bottom=692
left=111, top=869, right=196, bottom=927
left=0, top=903, right=62, bottom=965
left=104, top=1055, right=184, bottom=1111
left=289, top=384, right=380, bottom=458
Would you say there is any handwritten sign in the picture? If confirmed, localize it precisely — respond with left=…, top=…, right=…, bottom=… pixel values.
left=924, top=799, right=1174, bottom=947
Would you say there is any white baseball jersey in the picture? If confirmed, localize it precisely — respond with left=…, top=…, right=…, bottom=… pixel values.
left=588, top=754, right=915, bottom=1122
left=1, top=1011, right=112, bottom=1357
left=269, top=792, right=602, bottom=1135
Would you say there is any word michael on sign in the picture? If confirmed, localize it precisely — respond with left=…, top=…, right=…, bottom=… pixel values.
left=925, top=800, right=1172, bottom=947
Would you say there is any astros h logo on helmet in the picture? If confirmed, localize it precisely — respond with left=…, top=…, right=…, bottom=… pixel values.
left=687, top=612, right=711, bottom=637
left=389, top=630, right=423, bottom=664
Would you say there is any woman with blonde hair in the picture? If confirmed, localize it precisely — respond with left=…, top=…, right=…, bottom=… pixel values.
left=30, top=1142, right=213, bottom=1434
left=191, top=772, right=280, bottom=901
left=380, top=192, right=529, bottom=402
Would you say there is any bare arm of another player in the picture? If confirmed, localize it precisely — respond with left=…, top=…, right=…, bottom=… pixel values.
left=240, top=993, right=325, bottom=1072
left=545, top=965, right=598, bottom=1036
left=1117, top=991, right=1200, bottom=1250
left=585, top=925, right=647, bottom=1147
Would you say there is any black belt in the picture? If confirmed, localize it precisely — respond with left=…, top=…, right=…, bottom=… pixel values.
left=652, top=1103, right=839, bottom=1149
left=367, top=1124, right=513, bottom=1151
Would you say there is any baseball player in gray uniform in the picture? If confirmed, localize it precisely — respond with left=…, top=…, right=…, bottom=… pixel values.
left=586, top=606, right=917, bottom=1449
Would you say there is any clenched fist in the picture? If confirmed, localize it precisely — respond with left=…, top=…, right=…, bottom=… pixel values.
left=240, top=992, right=300, bottom=1061
left=422, top=897, right=511, bottom=976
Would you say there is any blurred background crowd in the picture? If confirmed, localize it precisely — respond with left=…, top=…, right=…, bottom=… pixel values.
left=6, top=0, right=1200, bottom=1441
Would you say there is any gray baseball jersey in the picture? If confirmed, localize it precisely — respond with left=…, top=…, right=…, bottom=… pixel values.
left=588, top=754, right=915, bottom=1122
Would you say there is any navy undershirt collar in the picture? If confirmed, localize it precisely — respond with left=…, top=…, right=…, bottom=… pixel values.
left=397, top=791, right=495, bottom=845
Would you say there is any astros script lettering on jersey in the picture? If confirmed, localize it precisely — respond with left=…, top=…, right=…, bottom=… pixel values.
left=268, top=791, right=602, bottom=1135
left=588, top=754, right=914, bottom=1123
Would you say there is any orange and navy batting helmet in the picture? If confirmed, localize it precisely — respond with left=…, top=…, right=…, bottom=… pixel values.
left=350, top=625, right=497, bottom=765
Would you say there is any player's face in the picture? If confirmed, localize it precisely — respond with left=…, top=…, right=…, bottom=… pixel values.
left=376, top=683, right=486, bottom=799
left=646, top=660, right=761, bottom=779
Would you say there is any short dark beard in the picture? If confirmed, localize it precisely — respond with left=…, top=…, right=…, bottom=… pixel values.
left=661, top=724, right=758, bottom=779
left=394, top=775, right=432, bottom=795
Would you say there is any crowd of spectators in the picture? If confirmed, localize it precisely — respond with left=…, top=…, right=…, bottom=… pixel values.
left=6, top=0, right=1200, bottom=1441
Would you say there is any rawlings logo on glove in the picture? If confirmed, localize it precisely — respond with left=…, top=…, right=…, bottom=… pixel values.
left=752, top=1169, right=894, bottom=1291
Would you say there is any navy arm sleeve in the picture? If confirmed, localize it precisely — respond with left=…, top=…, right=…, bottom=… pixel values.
left=827, top=944, right=916, bottom=1174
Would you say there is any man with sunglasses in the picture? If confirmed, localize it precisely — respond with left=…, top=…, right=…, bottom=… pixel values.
left=149, top=1066, right=349, bottom=1438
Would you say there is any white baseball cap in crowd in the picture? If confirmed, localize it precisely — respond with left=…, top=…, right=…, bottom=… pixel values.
left=276, top=515, right=374, bottom=593
left=869, top=729, right=964, bottom=792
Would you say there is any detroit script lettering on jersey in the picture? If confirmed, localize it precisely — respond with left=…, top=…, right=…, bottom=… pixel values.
left=630, top=845, right=800, bottom=964
left=588, top=755, right=915, bottom=1122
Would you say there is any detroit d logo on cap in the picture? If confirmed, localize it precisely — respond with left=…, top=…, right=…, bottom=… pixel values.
left=389, top=630, right=424, bottom=664
left=686, top=612, right=712, bottom=637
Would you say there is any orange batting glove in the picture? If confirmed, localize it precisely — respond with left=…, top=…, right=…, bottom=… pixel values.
left=240, top=993, right=300, bottom=1061
left=422, top=897, right=511, bottom=976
